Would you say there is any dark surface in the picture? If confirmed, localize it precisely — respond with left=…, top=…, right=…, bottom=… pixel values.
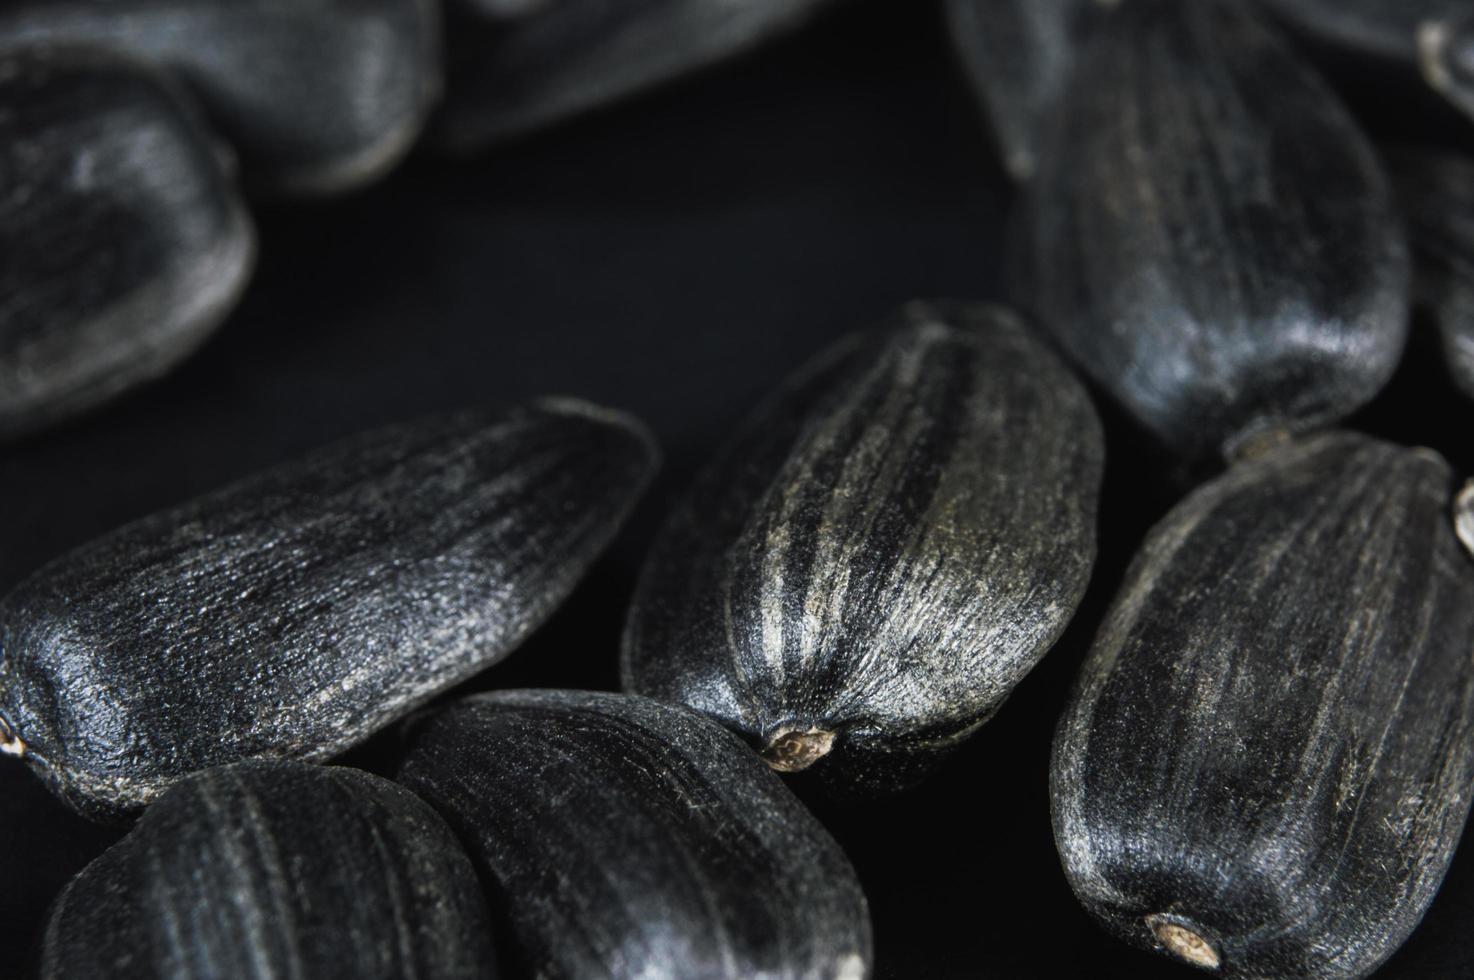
left=399, top=690, right=870, bottom=978
left=623, top=302, right=1102, bottom=791
left=2, top=1, right=1474, bottom=977
left=0, top=46, right=254, bottom=440
left=41, top=760, right=495, bottom=979
left=1054, top=432, right=1474, bottom=979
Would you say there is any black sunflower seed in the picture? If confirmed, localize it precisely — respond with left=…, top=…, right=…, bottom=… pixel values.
left=622, top=301, right=1103, bottom=790
left=41, top=760, right=495, bottom=980
left=1420, top=6, right=1474, bottom=123
left=1256, top=0, right=1461, bottom=64
left=941, top=0, right=1096, bottom=181
left=432, top=0, right=840, bottom=153
left=1018, top=0, right=1410, bottom=463
left=0, top=0, right=443, bottom=195
left=1384, top=146, right=1474, bottom=399
left=0, top=399, right=657, bottom=820
left=397, top=689, right=872, bottom=979
left=1052, top=431, right=1474, bottom=979
left=0, top=46, right=254, bottom=441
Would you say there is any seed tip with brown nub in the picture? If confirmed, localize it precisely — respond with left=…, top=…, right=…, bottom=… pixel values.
left=0, top=714, right=24, bottom=758
left=761, top=728, right=835, bottom=773
left=1455, top=480, right=1474, bottom=562
left=1147, top=916, right=1219, bottom=970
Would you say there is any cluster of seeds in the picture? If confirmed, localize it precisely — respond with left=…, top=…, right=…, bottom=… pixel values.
left=4, top=1, right=1474, bottom=978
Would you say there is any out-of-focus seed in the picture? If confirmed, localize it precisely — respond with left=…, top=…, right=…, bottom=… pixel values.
left=433, top=0, right=840, bottom=153
left=1384, top=147, right=1474, bottom=399
left=942, top=0, right=1095, bottom=181
left=0, top=46, right=254, bottom=441
left=1419, top=7, right=1474, bottom=122
left=0, top=0, right=443, bottom=195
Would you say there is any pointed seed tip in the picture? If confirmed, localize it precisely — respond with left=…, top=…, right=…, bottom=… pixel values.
left=1455, top=480, right=1474, bottom=560
left=761, top=728, right=835, bottom=773
left=1147, top=916, right=1219, bottom=970
left=0, top=715, right=24, bottom=758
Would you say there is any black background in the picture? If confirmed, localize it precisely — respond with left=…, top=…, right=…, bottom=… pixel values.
left=5, top=2, right=1474, bottom=977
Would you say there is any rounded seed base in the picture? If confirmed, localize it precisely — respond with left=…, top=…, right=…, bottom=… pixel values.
left=761, top=728, right=835, bottom=772
left=1147, top=915, right=1220, bottom=970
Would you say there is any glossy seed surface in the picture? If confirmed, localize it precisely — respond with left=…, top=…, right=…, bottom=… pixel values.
left=42, top=760, right=495, bottom=980
left=398, top=690, right=872, bottom=980
left=942, top=0, right=1092, bottom=181
left=622, top=301, right=1102, bottom=788
left=1053, top=431, right=1474, bottom=979
left=1019, top=0, right=1410, bottom=462
left=0, top=399, right=657, bottom=819
left=434, top=0, right=839, bottom=152
left=0, top=46, right=254, bottom=441
left=0, top=0, right=442, bottom=194
left=1385, top=148, right=1474, bottom=399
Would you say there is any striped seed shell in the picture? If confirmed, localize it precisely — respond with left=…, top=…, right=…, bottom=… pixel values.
left=0, top=46, right=254, bottom=441
left=1018, top=0, right=1410, bottom=462
left=1052, top=431, right=1474, bottom=979
left=1385, top=147, right=1474, bottom=399
left=42, top=760, right=495, bottom=979
left=433, top=0, right=840, bottom=153
left=0, top=0, right=443, bottom=195
left=397, top=689, right=872, bottom=980
left=621, top=301, right=1103, bottom=788
left=941, top=0, right=1094, bottom=181
left=0, top=398, right=657, bottom=820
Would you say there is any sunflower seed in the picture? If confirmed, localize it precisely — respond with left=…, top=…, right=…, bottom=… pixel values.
left=1052, top=431, right=1474, bottom=979
left=1384, top=147, right=1474, bottom=399
left=1419, top=7, right=1474, bottom=122
left=433, top=0, right=839, bottom=153
left=398, top=689, right=872, bottom=979
left=0, top=46, right=254, bottom=441
left=0, top=399, right=657, bottom=820
left=1018, top=0, right=1410, bottom=462
left=1256, top=0, right=1462, bottom=63
left=42, top=760, right=495, bottom=979
left=622, top=301, right=1102, bottom=789
left=0, top=0, right=442, bottom=195
left=941, top=0, right=1095, bottom=181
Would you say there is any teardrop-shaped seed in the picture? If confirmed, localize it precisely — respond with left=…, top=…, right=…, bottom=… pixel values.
left=1018, top=0, right=1410, bottom=462
left=622, top=301, right=1103, bottom=788
left=0, top=399, right=657, bottom=820
left=0, top=0, right=442, bottom=195
left=433, top=0, right=839, bottom=153
left=1052, top=431, right=1474, bottom=979
left=0, top=47, right=254, bottom=441
left=1384, top=147, right=1474, bottom=399
left=398, top=690, right=872, bottom=979
left=942, top=0, right=1094, bottom=181
left=42, top=760, right=495, bottom=980
left=1420, top=7, right=1474, bottom=122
